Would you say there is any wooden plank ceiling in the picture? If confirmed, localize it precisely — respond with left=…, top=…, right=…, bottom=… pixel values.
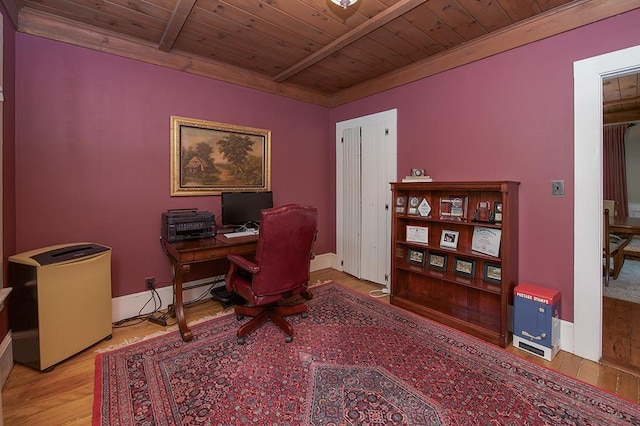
left=5, top=0, right=640, bottom=113
left=603, top=73, right=640, bottom=125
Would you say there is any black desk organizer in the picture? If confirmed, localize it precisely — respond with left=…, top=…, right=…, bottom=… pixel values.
left=211, top=287, right=245, bottom=308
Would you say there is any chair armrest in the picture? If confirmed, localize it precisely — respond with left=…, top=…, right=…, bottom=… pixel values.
left=228, top=254, right=260, bottom=274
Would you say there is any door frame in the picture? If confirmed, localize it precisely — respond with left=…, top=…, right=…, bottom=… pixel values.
left=573, top=44, right=640, bottom=361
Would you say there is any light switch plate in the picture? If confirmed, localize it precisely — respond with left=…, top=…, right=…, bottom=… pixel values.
left=551, top=180, right=564, bottom=197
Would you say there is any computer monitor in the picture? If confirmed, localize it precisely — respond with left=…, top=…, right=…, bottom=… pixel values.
left=221, top=191, right=273, bottom=227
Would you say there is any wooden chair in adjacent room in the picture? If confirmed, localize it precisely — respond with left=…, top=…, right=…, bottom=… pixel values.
left=604, top=208, right=630, bottom=285
left=225, top=204, right=318, bottom=344
left=604, top=199, right=617, bottom=219
left=623, top=235, right=640, bottom=262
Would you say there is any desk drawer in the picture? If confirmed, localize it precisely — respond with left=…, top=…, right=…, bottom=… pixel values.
left=229, top=243, right=257, bottom=254
left=190, top=248, right=230, bottom=261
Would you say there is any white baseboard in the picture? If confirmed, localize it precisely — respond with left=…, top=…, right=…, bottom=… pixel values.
left=310, top=253, right=335, bottom=272
left=560, top=319, right=574, bottom=354
left=111, top=275, right=226, bottom=323
left=111, top=253, right=337, bottom=323
left=110, top=257, right=579, bottom=357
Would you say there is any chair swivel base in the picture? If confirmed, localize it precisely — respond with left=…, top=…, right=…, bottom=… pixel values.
left=234, top=303, right=307, bottom=344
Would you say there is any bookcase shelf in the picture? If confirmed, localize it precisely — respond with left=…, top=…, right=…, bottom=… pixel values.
left=390, top=181, right=519, bottom=347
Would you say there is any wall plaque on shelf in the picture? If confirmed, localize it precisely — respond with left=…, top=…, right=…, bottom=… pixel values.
left=494, top=202, right=503, bottom=222
left=440, top=196, right=468, bottom=221
left=483, top=263, right=502, bottom=284
left=427, top=252, right=447, bottom=271
left=408, top=197, right=422, bottom=215
left=395, top=196, right=407, bottom=213
left=418, top=198, right=431, bottom=217
left=471, top=226, right=502, bottom=257
left=407, top=248, right=426, bottom=266
left=472, top=201, right=494, bottom=222
left=454, top=257, right=476, bottom=278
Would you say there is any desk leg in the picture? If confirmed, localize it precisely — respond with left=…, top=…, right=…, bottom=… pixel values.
left=173, top=262, right=193, bottom=342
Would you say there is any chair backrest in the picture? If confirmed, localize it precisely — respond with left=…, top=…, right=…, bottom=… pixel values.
left=251, top=204, right=318, bottom=296
left=604, top=200, right=617, bottom=220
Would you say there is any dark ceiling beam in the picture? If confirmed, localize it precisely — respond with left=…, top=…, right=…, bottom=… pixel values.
left=158, top=0, right=197, bottom=52
left=272, top=0, right=427, bottom=83
left=604, top=96, right=640, bottom=108
left=603, top=110, right=640, bottom=125
left=331, top=0, right=640, bottom=106
left=18, top=8, right=333, bottom=107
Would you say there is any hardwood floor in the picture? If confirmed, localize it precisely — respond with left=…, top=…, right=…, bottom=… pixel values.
left=602, top=296, right=640, bottom=374
left=3, top=269, right=640, bottom=425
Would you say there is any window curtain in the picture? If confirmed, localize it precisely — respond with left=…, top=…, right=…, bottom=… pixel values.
left=603, top=123, right=629, bottom=218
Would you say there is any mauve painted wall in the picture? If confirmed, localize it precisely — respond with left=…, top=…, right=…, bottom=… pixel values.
left=331, top=9, right=640, bottom=322
left=15, top=35, right=332, bottom=297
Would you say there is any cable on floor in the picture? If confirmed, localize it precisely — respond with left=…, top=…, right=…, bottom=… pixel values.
left=369, top=288, right=390, bottom=298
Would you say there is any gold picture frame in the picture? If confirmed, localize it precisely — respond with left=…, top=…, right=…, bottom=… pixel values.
left=170, top=116, right=271, bottom=196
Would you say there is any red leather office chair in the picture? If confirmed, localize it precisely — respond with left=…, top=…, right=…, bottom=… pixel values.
left=225, top=204, right=318, bottom=344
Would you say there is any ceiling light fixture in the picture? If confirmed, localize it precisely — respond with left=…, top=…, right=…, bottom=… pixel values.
left=331, top=0, right=359, bottom=9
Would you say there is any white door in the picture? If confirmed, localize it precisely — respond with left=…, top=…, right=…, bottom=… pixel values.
left=336, top=109, right=397, bottom=287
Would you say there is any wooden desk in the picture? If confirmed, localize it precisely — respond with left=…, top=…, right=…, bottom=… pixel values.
left=610, top=216, right=640, bottom=236
left=161, top=234, right=258, bottom=341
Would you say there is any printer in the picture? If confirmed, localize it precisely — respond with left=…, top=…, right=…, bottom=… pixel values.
left=162, top=209, right=216, bottom=242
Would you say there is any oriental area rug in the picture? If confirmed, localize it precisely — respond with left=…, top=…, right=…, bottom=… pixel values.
left=605, top=259, right=640, bottom=304
left=94, top=282, right=640, bottom=425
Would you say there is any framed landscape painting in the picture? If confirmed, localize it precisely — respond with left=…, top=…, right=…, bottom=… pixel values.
left=171, top=116, right=271, bottom=196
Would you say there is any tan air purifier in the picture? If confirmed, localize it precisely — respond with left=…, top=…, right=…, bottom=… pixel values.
left=8, top=243, right=112, bottom=371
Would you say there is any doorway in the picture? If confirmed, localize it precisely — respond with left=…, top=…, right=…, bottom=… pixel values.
left=573, top=45, right=640, bottom=361
left=336, top=109, right=397, bottom=288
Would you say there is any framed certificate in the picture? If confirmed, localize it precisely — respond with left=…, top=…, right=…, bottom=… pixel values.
left=471, top=227, right=502, bottom=257
left=440, top=230, right=459, bottom=249
left=483, top=263, right=502, bottom=284
left=427, top=253, right=447, bottom=271
left=406, top=225, right=428, bottom=244
left=407, top=248, right=425, bottom=266
left=454, top=257, right=476, bottom=278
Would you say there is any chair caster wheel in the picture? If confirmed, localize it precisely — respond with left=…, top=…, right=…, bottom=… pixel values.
left=236, top=313, right=244, bottom=321
left=285, top=335, right=293, bottom=343
left=237, top=337, right=245, bottom=344
left=301, top=312, right=308, bottom=318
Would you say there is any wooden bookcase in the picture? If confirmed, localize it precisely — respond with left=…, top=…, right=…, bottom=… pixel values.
left=390, top=181, right=519, bottom=347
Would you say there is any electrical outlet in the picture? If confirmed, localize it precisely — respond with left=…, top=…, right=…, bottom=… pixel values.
left=145, top=277, right=155, bottom=289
